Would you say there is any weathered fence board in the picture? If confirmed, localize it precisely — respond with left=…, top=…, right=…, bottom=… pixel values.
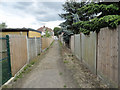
left=42, top=37, right=54, bottom=51
left=74, top=34, right=81, bottom=60
left=118, top=25, right=120, bottom=88
left=27, top=37, right=41, bottom=62
left=97, top=27, right=119, bottom=87
left=27, top=38, right=36, bottom=61
left=70, top=35, right=75, bottom=54
left=9, top=35, right=28, bottom=76
left=81, top=32, right=97, bottom=74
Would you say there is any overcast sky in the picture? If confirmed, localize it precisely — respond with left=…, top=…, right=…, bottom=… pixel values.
left=0, top=0, right=67, bottom=29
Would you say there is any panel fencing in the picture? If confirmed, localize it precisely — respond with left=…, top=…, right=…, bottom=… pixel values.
left=0, top=35, right=53, bottom=85
left=97, top=27, right=119, bottom=87
left=81, top=32, right=97, bottom=74
left=9, top=35, right=28, bottom=76
left=74, top=34, right=81, bottom=60
left=70, top=35, right=75, bottom=54
left=27, top=37, right=41, bottom=62
left=0, top=36, right=12, bottom=85
left=42, top=37, right=54, bottom=51
left=70, top=26, right=120, bottom=87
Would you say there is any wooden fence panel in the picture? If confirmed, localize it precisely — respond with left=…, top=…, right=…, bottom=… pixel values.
left=27, top=38, right=36, bottom=61
left=42, top=37, right=53, bottom=51
left=9, top=35, right=27, bottom=76
left=27, top=38, right=41, bottom=62
left=81, top=32, right=97, bottom=74
left=42, top=38, right=47, bottom=50
left=97, top=27, right=119, bottom=87
left=36, top=38, right=41, bottom=55
left=70, top=35, right=75, bottom=54
left=74, top=34, right=81, bottom=60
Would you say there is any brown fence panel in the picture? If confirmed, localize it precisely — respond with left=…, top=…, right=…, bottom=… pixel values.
left=97, top=27, right=119, bottom=87
left=70, top=35, right=75, bottom=54
left=42, top=38, right=47, bottom=50
left=9, top=35, right=27, bottom=76
left=42, top=37, right=54, bottom=51
left=81, top=32, right=97, bottom=74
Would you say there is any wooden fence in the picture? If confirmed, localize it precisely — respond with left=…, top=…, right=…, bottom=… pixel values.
left=69, top=25, right=120, bottom=87
left=9, top=35, right=28, bottom=76
left=97, top=27, right=119, bottom=87
left=0, top=35, right=53, bottom=85
left=70, top=35, right=75, bottom=53
left=81, top=32, right=97, bottom=74
left=27, top=37, right=41, bottom=62
left=42, top=37, right=54, bottom=51
left=74, top=34, right=81, bottom=60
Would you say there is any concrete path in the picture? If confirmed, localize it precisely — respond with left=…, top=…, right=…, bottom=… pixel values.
left=13, top=41, right=79, bottom=88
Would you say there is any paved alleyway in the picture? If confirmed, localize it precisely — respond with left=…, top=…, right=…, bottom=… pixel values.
left=12, top=41, right=79, bottom=88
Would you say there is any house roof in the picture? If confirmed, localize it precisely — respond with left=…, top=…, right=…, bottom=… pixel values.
left=0, top=28, right=42, bottom=33
left=37, top=26, right=53, bottom=32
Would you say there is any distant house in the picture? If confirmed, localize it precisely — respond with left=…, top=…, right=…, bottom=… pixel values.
left=0, top=28, right=41, bottom=38
left=37, top=26, right=54, bottom=36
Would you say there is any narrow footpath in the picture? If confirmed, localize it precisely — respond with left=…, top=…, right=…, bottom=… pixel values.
left=12, top=41, right=79, bottom=88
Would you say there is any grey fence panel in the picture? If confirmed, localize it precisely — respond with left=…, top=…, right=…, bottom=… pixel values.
left=74, top=34, right=81, bottom=60
left=27, top=38, right=41, bottom=62
left=36, top=38, right=41, bottom=55
left=70, top=35, right=75, bottom=54
left=28, top=38, right=36, bottom=61
left=97, top=26, right=119, bottom=87
left=81, top=32, right=97, bottom=74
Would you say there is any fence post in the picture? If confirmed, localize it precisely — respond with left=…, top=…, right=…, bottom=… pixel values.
left=26, top=36, right=29, bottom=63
left=35, top=37, right=37, bottom=56
left=6, top=35, right=12, bottom=77
left=118, top=25, right=120, bottom=88
left=40, top=37, right=42, bottom=53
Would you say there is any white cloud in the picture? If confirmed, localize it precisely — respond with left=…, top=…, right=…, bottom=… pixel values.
left=0, top=0, right=67, bottom=2
left=44, top=20, right=64, bottom=29
left=0, top=1, right=64, bottom=29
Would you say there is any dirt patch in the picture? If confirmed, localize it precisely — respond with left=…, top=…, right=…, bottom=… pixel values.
left=61, top=45, right=109, bottom=88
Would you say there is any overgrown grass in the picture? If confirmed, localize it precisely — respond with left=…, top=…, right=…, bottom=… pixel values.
left=64, top=85, right=67, bottom=88
left=59, top=72, right=63, bottom=75
left=58, top=40, right=62, bottom=46
left=63, top=60, right=69, bottom=64
left=50, top=40, right=54, bottom=47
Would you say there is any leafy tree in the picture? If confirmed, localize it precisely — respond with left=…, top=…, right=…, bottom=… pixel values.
left=60, top=1, right=120, bottom=35
left=59, top=1, right=86, bottom=34
left=0, top=22, right=7, bottom=29
left=74, top=2, right=120, bottom=34
left=53, top=27, right=61, bottom=36
left=45, top=31, right=51, bottom=37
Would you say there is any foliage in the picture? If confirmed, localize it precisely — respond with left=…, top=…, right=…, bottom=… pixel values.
left=45, top=31, right=51, bottom=37
left=0, top=22, right=7, bottom=29
left=53, top=27, right=61, bottom=36
left=59, top=1, right=86, bottom=34
left=59, top=1, right=120, bottom=43
left=73, top=15, right=120, bottom=34
left=77, top=2, right=119, bottom=20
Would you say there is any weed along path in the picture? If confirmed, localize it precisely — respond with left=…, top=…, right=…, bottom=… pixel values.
left=11, top=41, right=79, bottom=88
